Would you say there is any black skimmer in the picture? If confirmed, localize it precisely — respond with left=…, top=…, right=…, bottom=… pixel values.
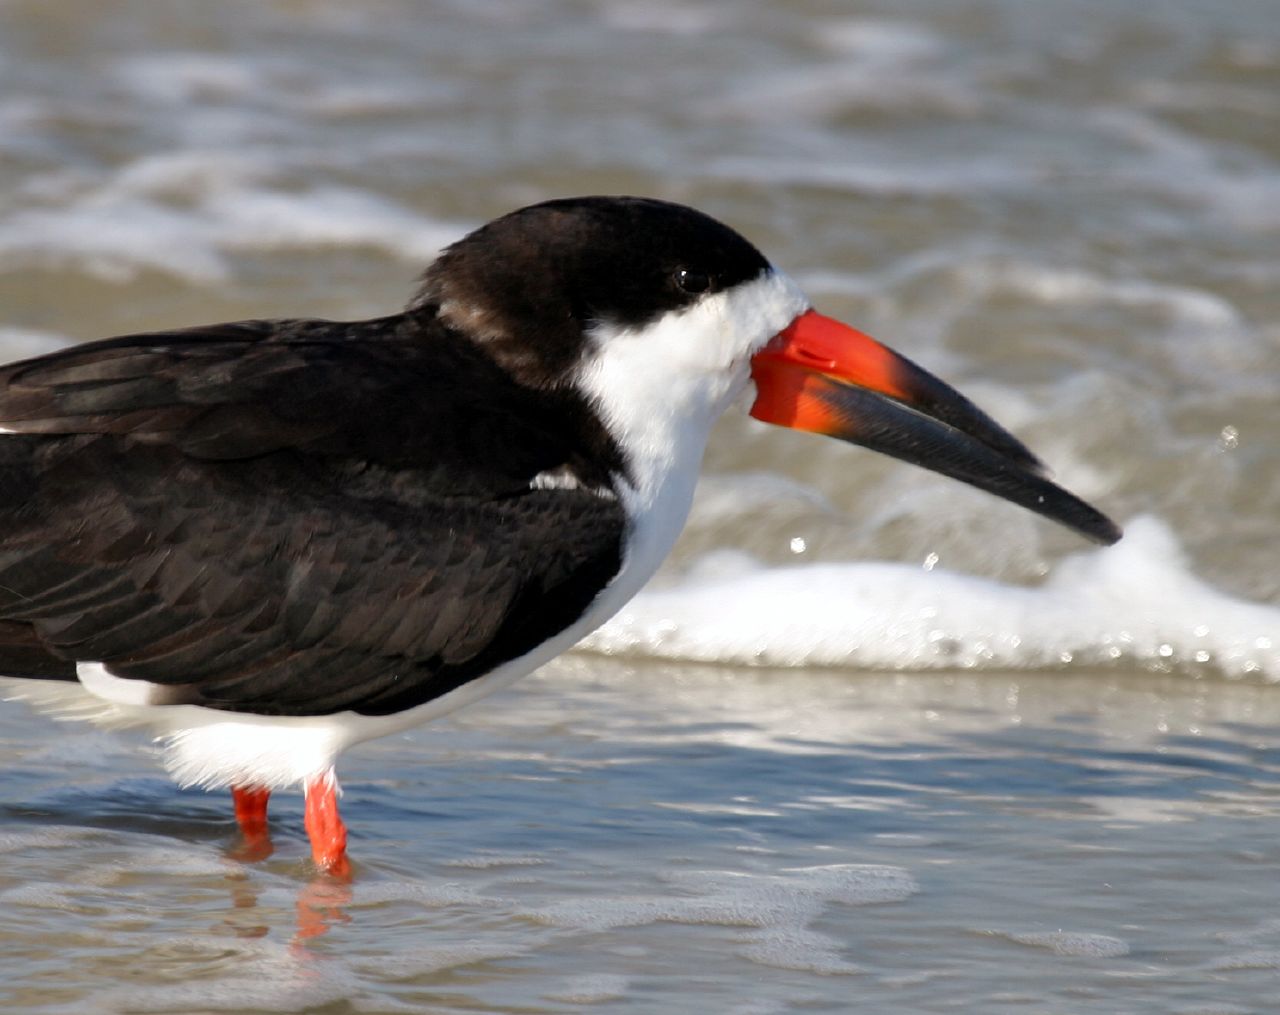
left=0, top=196, right=1120, bottom=872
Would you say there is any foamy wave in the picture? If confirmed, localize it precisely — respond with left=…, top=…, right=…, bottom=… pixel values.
left=0, top=153, right=468, bottom=283
left=698, top=19, right=977, bottom=123
left=995, top=929, right=1131, bottom=958
left=581, top=517, right=1280, bottom=680
left=527, top=863, right=915, bottom=974
left=961, top=261, right=1241, bottom=329
left=701, top=153, right=1032, bottom=196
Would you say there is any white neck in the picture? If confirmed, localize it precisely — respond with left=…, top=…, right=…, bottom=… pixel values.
left=574, top=267, right=810, bottom=587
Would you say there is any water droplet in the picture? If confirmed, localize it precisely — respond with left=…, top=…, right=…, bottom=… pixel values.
left=789, top=536, right=807, bottom=554
left=1218, top=425, right=1240, bottom=451
left=1158, top=643, right=1174, bottom=657
left=922, top=552, right=939, bottom=572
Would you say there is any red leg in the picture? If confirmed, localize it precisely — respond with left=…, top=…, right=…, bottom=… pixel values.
left=230, top=785, right=274, bottom=862
left=232, top=785, right=271, bottom=837
left=303, top=772, right=350, bottom=876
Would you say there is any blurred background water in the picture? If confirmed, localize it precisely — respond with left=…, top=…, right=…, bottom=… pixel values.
left=0, top=1, right=1278, bottom=1011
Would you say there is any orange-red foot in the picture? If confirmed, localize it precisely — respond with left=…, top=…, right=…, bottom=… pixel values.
left=230, top=785, right=274, bottom=862
left=304, top=773, right=350, bottom=877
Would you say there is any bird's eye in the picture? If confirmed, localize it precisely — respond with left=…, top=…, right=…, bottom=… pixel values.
left=674, top=268, right=711, bottom=295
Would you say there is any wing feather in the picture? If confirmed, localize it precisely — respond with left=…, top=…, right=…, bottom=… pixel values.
left=0, top=316, right=625, bottom=715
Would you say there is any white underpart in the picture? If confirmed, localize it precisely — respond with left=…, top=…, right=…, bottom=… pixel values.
left=2, top=268, right=811, bottom=791
left=2, top=665, right=357, bottom=789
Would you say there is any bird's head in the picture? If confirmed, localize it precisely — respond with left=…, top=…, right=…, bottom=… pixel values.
left=417, top=196, right=1119, bottom=544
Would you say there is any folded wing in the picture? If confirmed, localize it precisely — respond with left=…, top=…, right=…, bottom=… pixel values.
left=0, top=317, right=625, bottom=716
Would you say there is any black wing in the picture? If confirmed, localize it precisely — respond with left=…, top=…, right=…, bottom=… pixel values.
left=0, top=316, right=626, bottom=716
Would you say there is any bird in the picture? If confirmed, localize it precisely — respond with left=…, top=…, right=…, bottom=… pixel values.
left=0, top=195, right=1120, bottom=872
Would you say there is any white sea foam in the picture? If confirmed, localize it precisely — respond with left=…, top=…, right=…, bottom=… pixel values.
left=114, top=53, right=263, bottom=105
left=525, top=863, right=915, bottom=975
left=0, top=881, right=84, bottom=911
left=99, top=939, right=369, bottom=1014
left=0, top=154, right=468, bottom=283
left=346, top=880, right=493, bottom=908
left=816, top=19, right=946, bottom=61
left=355, top=941, right=537, bottom=982
left=960, top=261, right=1242, bottom=329
left=114, top=49, right=456, bottom=121
left=0, top=826, right=102, bottom=855
left=1085, top=106, right=1280, bottom=231
left=698, top=19, right=977, bottom=124
left=998, top=930, right=1131, bottom=958
left=442, top=853, right=547, bottom=869
left=701, top=153, right=1033, bottom=197
left=581, top=517, right=1280, bottom=681
left=544, top=973, right=631, bottom=1003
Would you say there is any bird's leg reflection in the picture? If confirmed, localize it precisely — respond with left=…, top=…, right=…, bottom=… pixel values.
left=222, top=870, right=270, bottom=938
left=219, top=862, right=354, bottom=943
left=221, top=781, right=355, bottom=943
left=294, top=867, right=354, bottom=942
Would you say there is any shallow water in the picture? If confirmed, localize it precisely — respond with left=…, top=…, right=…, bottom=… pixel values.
left=9, top=663, right=1280, bottom=1012
left=0, top=0, right=1278, bottom=1011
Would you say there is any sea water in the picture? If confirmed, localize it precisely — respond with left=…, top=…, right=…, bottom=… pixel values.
left=0, top=0, right=1278, bottom=1011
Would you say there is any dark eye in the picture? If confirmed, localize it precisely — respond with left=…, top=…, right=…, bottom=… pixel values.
left=674, top=268, right=711, bottom=295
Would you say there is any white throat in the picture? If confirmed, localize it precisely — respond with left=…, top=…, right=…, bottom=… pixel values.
left=574, top=268, right=810, bottom=589
left=576, top=268, right=809, bottom=510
